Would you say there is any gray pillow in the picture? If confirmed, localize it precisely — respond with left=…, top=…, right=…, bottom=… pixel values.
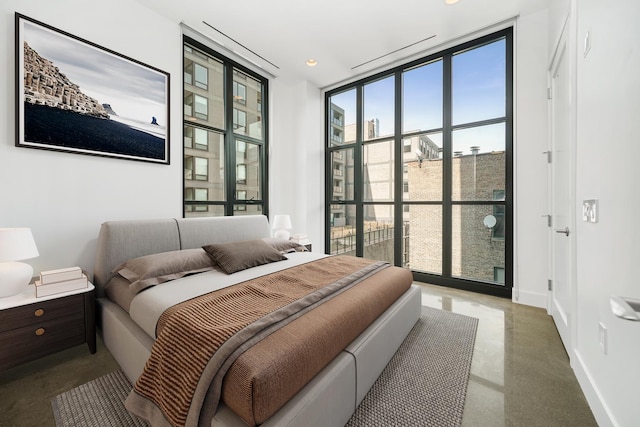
left=262, top=237, right=308, bottom=253
left=113, top=248, right=215, bottom=293
left=202, top=239, right=287, bottom=274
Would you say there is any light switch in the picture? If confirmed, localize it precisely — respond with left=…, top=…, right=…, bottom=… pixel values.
left=582, top=199, right=598, bottom=223
left=598, top=322, right=607, bottom=355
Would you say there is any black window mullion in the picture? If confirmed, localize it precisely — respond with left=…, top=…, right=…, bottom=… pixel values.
left=442, top=53, right=453, bottom=279
left=324, top=97, right=332, bottom=253
left=393, top=70, right=403, bottom=267
left=224, top=62, right=235, bottom=216
left=505, top=29, right=514, bottom=288
left=261, top=79, right=269, bottom=218
left=355, top=86, right=364, bottom=257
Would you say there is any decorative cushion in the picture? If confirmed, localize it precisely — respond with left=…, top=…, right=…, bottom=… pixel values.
left=203, top=239, right=287, bottom=274
left=113, top=248, right=215, bottom=293
left=262, top=237, right=309, bottom=253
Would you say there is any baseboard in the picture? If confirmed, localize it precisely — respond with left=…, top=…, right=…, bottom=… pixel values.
left=512, top=288, right=547, bottom=308
left=573, top=350, right=616, bottom=427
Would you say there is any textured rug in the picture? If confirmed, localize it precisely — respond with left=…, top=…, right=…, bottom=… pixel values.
left=52, top=306, right=478, bottom=427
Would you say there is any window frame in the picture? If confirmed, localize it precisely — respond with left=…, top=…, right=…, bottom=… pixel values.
left=183, top=36, right=269, bottom=217
left=324, top=28, right=513, bottom=298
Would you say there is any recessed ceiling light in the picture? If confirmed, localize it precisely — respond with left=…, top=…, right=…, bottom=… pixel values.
left=306, top=59, right=318, bottom=67
left=445, top=0, right=460, bottom=4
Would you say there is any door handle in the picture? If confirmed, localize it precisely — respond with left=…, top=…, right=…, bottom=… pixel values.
left=555, top=227, right=570, bottom=236
left=610, top=296, right=640, bottom=321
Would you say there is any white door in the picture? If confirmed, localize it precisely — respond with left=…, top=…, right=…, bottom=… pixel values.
left=548, top=21, right=574, bottom=354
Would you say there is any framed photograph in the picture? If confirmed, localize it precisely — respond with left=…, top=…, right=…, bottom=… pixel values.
left=15, top=13, right=170, bottom=164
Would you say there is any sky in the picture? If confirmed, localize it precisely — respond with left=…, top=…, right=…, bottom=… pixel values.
left=22, top=20, right=168, bottom=127
left=330, top=39, right=507, bottom=156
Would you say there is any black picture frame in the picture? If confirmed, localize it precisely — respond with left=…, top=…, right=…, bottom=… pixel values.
left=15, top=13, right=170, bottom=164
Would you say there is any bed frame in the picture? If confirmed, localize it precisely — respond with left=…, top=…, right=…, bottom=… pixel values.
left=93, top=215, right=421, bottom=427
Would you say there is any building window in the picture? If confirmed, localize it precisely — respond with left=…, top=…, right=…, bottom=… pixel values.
left=236, top=164, right=247, bottom=184
left=185, top=188, right=209, bottom=212
left=233, top=81, right=246, bottom=105
left=235, top=190, right=247, bottom=211
left=233, top=109, right=246, bottom=132
left=185, top=156, right=209, bottom=181
left=183, top=38, right=268, bottom=217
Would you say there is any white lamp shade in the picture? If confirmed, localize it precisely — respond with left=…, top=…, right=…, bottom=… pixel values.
left=0, top=228, right=39, bottom=261
left=272, top=215, right=292, bottom=240
left=271, top=215, right=292, bottom=231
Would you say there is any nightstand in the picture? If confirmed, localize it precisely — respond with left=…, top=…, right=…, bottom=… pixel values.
left=0, top=283, right=96, bottom=372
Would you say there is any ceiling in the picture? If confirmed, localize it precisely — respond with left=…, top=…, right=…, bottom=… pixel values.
left=134, top=0, right=549, bottom=89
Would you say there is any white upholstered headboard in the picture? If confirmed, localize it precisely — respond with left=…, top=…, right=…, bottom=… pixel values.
left=93, top=215, right=271, bottom=297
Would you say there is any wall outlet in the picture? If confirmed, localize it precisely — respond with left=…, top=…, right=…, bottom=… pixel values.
left=598, top=322, right=607, bottom=355
left=583, top=199, right=598, bottom=223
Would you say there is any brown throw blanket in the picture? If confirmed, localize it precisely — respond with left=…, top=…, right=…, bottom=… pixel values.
left=125, top=255, right=388, bottom=427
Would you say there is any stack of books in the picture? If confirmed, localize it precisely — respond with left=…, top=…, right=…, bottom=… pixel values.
left=290, top=233, right=310, bottom=246
left=35, top=266, right=88, bottom=297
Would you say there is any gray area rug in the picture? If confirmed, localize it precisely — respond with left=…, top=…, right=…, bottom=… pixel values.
left=52, top=306, right=478, bottom=427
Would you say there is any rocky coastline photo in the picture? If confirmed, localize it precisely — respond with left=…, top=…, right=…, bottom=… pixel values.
left=16, top=14, right=169, bottom=163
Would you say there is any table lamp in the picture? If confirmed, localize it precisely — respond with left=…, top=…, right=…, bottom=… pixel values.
left=272, top=215, right=292, bottom=240
left=0, top=228, right=39, bottom=297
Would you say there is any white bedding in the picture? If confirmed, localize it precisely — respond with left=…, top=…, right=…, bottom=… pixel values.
left=129, top=251, right=326, bottom=338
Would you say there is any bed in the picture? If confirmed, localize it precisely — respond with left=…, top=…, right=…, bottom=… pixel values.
left=93, top=215, right=421, bottom=427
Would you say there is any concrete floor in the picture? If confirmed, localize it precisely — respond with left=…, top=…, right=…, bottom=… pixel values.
left=419, top=284, right=597, bottom=427
left=0, top=283, right=597, bottom=426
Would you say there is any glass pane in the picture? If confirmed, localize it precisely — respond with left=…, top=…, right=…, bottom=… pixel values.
left=184, top=126, right=225, bottom=201
left=328, top=89, right=356, bottom=147
left=331, top=148, right=355, bottom=201
left=403, top=132, right=443, bottom=201
left=363, top=206, right=394, bottom=264
left=363, top=76, right=394, bottom=141
left=233, top=69, right=263, bottom=140
left=363, top=140, right=394, bottom=202
left=451, top=205, right=505, bottom=284
left=404, top=205, right=442, bottom=274
left=330, top=204, right=356, bottom=255
left=451, top=123, right=505, bottom=201
left=402, top=60, right=443, bottom=132
left=184, top=44, right=224, bottom=129
left=236, top=140, right=261, bottom=201
left=452, top=38, right=506, bottom=125
left=184, top=204, right=224, bottom=218
left=234, top=205, right=263, bottom=216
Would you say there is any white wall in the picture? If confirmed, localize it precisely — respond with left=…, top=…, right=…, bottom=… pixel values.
left=571, top=0, right=640, bottom=425
left=269, top=78, right=324, bottom=250
left=513, top=9, right=551, bottom=307
left=0, top=0, right=183, bottom=275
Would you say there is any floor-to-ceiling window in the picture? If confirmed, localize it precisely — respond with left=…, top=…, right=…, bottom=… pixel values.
left=183, top=37, right=268, bottom=217
left=325, top=29, right=512, bottom=297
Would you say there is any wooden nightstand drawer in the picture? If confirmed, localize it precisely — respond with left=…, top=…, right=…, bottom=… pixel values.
left=0, top=294, right=84, bottom=333
left=0, top=312, right=85, bottom=371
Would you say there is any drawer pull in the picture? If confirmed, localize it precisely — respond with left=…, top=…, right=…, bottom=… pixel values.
left=34, top=309, right=45, bottom=317
left=35, top=328, right=45, bottom=336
